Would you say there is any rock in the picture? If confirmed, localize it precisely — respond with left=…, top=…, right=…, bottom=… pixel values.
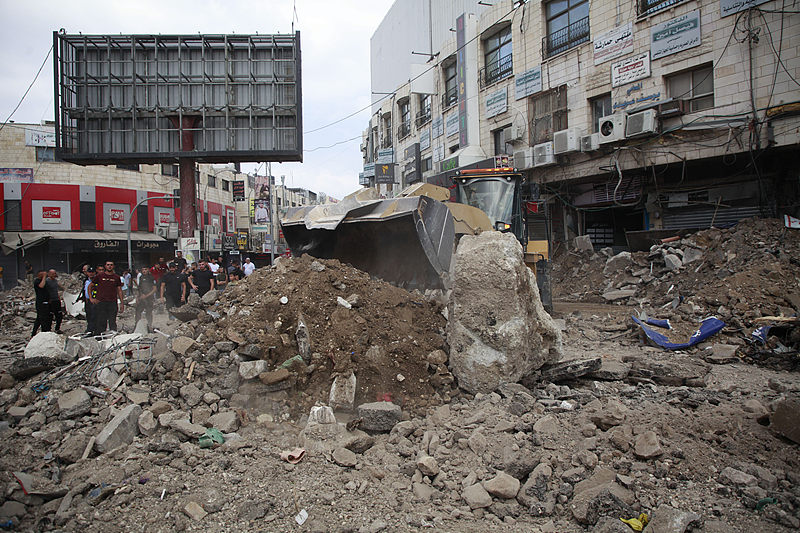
left=332, top=447, right=358, bottom=467
left=664, top=253, right=682, bottom=271
left=171, top=336, right=196, bottom=355
left=158, top=410, right=189, bottom=428
left=126, top=386, right=150, bottom=405
left=310, top=260, right=326, bottom=272
left=208, top=411, right=239, bottom=432
left=709, top=343, right=739, bottom=364
left=604, top=251, right=632, bottom=275
left=55, top=434, right=90, bottom=464
left=0, top=373, right=15, bottom=389
left=336, top=296, right=352, bottom=309
left=9, top=356, right=57, bottom=380
left=517, top=463, right=551, bottom=509
left=570, top=469, right=634, bottom=525
left=329, top=372, right=356, bottom=411
left=427, top=349, right=448, bottom=366
left=180, top=383, right=203, bottom=407
left=7, top=405, right=32, bottom=421
left=593, top=516, right=633, bottom=533
left=633, top=431, right=663, bottom=459
left=770, top=400, right=800, bottom=444
left=609, top=424, right=633, bottom=452
left=682, top=247, right=703, bottom=264
left=238, top=344, right=262, bottom=360
left=95, top=404, right=142, bottom=453
left=539, top=358, right=601, bottom=382
left=720, top=467, right=757, bottom=487
left=307, top=405, right=337, bottom=425
left=602, top=289, right=637, bottom=302
left=462, top=483, right=493, bottom=509
left=643, top=504, right=701, bottom=533
left=484, top=472, right=520, bottom=499
left=0, top=500, right=26, bottom=518
left=192, top=405, right=212, bottom=426
left=447, top=232, right=562, bottom=393
left=138, top=410, right=158, bottom=437
left=590, top=360, right=631, bottom=380
left=412, top=482, right=436, bottom=501
left=201, top=289, right=219, bottom=305
left=259, top=368, right=291, bottom=385
left=214, top=341, right=235, bottom=353
left=357, top=402, right=402, bottom=433
left=97, top=367, right=120, bottom=388
left=150, top=400, right=172, bottom=416
left=172, top=419, right=207, bottom=439
left=58, top=388, right=92, bottom=419
left=742, top=399, right=768, bottom=418
left=590, top=399, right=627, bottom=430
left=171, top=305, right=202, bottom=322
left=133, top=318, right=149, bottom=335
left=25, top=332, right=69, bottom=361
left=239, top=360, right=269, bottom=380
left=184, top=501, right=207, bottom=520
left=416, top=455, right=439, bottom=477
left=343, top=432, right=375, bottom=454
left=574, top=235, right=593, bottom=251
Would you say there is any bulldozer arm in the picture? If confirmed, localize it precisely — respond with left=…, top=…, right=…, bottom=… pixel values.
left=282, top=195, right=455, bottom=290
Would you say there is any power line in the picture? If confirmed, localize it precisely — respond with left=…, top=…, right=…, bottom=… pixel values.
left=0, top=45, right=53, bottom=136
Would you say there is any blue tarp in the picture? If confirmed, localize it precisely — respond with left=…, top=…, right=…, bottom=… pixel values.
left=645, top=318, right=671, bottom=329
left=752, top=325, right=772, bottom=344
left=632, top=316, right=725, bottom=350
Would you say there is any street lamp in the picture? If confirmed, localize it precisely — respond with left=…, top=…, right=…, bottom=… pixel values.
left=127, top=195, right=178, bottom=271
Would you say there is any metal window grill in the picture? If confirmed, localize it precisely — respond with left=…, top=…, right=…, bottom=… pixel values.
left=54, top=32, right=303, bottom=163
left=543, top=17, right=590, bottom=58
left=480, top=54, right=513, bottom=87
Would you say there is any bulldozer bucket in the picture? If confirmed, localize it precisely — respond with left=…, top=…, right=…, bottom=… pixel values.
left=282, top=195, right=455, bottom=290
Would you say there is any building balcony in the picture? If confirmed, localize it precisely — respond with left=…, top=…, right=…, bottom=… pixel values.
left=398, top=122, right=411, bottom=140
left=479, top=54, right=513, bottom=88
left=542, top=17, right=590, bottom=59
left=441, top=87, right=458, bottom=110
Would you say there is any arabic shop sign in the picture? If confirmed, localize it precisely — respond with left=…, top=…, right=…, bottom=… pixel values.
left=651, top=10, right=701, bottom=60
left=613, top=91, right=662, bottom=111
left=611, top=52, right=651, bottom=87
left=232, top=180, right=245, bottom=201
left=376, top=148, right=394, bottom=164
left=445, top=112, right=459, bottom=138
left=514, top=66, right=542, bottom=100
left=420, top=128, right=431, bottom=151
left=362, top=162, right=375, bottom=177
left=431, top=116, right=444, bottom=138
left=594, top=23, right=634, bottom=65
left=720, top=0, right=769, bottom=17
left=438, top=156, right=458, bottom=173
left=485, top=88, right=508, bottom=118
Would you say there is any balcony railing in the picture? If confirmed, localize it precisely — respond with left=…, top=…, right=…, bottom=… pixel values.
left=397, top=122, right=411, bottom=139
left=480, top=54, right=513, bottom=88
left=441, top=86, right=457, bottom=110
left=542, top=17, right=590, bottom=59
left=416, top=109, right=431, bottom=127
left=639, top=0, right=684, bottom=15
left=381, top=134, right=392, bottom=148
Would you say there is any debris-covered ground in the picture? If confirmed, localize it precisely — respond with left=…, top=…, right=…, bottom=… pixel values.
left=0, top=219, right=798, bottom=532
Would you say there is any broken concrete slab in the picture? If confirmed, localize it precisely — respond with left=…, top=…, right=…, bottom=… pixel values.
left=95, top=404, right=142, bottom=453
left=238, top=360, right=269, bottom=380
left=57, top=388, right=92, bottom=419
left=537, top=358, right=602, bottom=383
left=447, top=232, right=562, bottom=394
left=171, top=305, right=202, bottom=322
left=329, top=371, right=356, bottom=411
left=171, top=336, right=196, bottom=356
left=770, top=400, right=800, bottom=444
left=462, top=483, right=492, bottom=509
left=332, top=447, right=357, bottom=467
left=602, top=289, right=636, bottom=302
left=664, top=254, right=683, bottom=271
left=208, top=411, right=239, bottom=433
left=357, top=401, right=402, bottom=433
left=644, top=504, right=701, bottom=533
left=25, top=332, right=69, bottom=362
left=483, top=472, right=520, bottom=499
left=201, top=289, right=219, bottom=306
left=603, top=252, right=632, bottom=275
left=9, top=356, right=57, bottom=380
left=589, top=359, right=631, bottom=381
left=574, top=235, right=593, bottom=252
left=569, top=468, right=635, bottom=525
left=633, top=431, right=664, bottom=459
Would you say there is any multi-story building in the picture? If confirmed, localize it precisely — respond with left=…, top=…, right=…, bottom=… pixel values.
left=362, top=0, right=800, bottom=251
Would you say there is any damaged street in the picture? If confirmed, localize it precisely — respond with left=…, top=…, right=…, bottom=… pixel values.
left=0, top=218, right=798, bottom=532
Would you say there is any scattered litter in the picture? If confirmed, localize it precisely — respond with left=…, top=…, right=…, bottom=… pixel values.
left=198, top=428, right=225, bottom=448
left=632, top=316, right=724, bottom=350
left=279, top=296, right=289, bottom=304
left=280, top=447, right=306, bottom=464
left=620, top=512, right=649, bottom=531
left=756, top=497, right=778, bottom=511
left=294, top=509, right=308, bottom=525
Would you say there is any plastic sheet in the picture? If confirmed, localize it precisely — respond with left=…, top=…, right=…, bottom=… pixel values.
left=632, top=316, right=724, bottom=350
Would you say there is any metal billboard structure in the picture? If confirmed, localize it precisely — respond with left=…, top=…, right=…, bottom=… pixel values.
left=53, top=32, right=303, bottom=237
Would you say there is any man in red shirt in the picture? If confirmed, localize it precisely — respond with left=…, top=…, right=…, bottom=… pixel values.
left=91, top=260, right=125, bottom=333
left=150, top=257, right=167, bottom=284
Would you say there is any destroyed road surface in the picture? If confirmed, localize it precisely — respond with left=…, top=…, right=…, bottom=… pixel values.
left=0, top=220, right=798, bottom=533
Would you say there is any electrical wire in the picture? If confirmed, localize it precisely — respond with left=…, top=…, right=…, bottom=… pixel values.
left=0, top=45, right=53, bottom=136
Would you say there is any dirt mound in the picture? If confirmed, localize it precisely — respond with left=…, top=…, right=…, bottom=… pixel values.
left=176, top=255, right=451, bottom=416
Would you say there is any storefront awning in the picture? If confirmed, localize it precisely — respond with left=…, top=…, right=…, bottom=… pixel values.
left=1, top=231, right=167, bottom=255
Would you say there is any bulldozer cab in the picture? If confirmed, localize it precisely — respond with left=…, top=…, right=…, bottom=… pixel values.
left=454, top=168, right=527, bottom=245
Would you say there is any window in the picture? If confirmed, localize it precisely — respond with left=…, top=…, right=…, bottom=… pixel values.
left=639, top=0, right=684, bottom=16
left=398, top=99, right=411, bottom=139
left=590, top=94, right=613, bottom=133
left=442, top=62, right=458, bottom=109
left=116, top=163, right=139, bottom=172
left=35, top=147, right=55, bottom=162
left=421, top=157, right=433, bottom=173
left=543, top=0, right=590, bottom=58
left=667, top=65, right=714, bottom=112
left=493, top=127, right=513, bottom=155
left=208, top=175, right=217, bottom=188
left=80, top=201, right=95, bottom=230
left=137, top=204, right=148, bottom=230
left=161, top=164, right=178, bottom=177
left=3, top=200, right=21, bottom=230
left=449, top=144, right=459, bottom=154
left=417, top=94, right=431, bottom=126
left=482, top=26, right=513, bottom=86
left=222, top=180, right=230, bottom=191
left=381, top=113, right=392, bottom=148
left=528, top=85, right=568, bottom=144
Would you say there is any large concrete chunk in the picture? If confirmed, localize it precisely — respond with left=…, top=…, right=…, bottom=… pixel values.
left=95, top=404, right=142, bottom=453
left=58, top=388, right=92, bottom=419
left=446, top=232, right=562, bottom=393
left=25, top=332, right=69, bottom=362
left=357, top=401, right=402, bottom=432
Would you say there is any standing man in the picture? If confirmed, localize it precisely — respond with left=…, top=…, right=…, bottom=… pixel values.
left=189, top=260, right=216, bottom=297
left=82, top=267, right=97, bottom=336
left=150, top=257, right=167, bottom=285
left=160, top=262, right=187, bottom=312
left=45, top=269, right=63, bottom=334
left=134, top=266, right=156, bottom=331
left=208, top=257, right=220, bottom=273
left=174, top=250, right=188, bottom=272
left=31, top=270, right=51, bottom=336
left=93, top=260, right=124, bottom=333
left=243, top=257, right=255, bottom=277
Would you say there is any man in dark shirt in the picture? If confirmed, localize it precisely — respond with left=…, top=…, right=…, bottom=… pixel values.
left=92, top=260, right=124, bottom=333
left=45, top=269, right=63, bottom=334
left=189, top=260, right=216, bottom=297
left=173, top=251, right=188, bottom=272
left=160, top=263, right=187, bottom=310
left=135, top=266, right=157, bottom=331
left=31, top=271, right=51, bottom=336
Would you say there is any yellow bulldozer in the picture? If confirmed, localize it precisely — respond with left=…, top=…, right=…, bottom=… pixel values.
left=280, top=167, right=552, bottom=310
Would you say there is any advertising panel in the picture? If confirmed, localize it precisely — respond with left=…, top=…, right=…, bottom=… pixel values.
left=109, top=209, right=126, bottom=225
left=226, top=207, right=236, bottom=232
left=375, top=163, right=396, bottom=184
left=486, top=88, right=508, bottom=118
left=236, top=231, right=250, bottom=251
left=232, top=181, right=246, bottom=201
left=651, top=11, right=701, bottom=60
left=593, top=23, right=634, bottom=65
left=431, top=116, right=444, bottom=138
left=611, top=52, right=651, bottom=87
left=376, top=148, right=394, bottom=164
left=445, top=113, right=459, bottom=138
left=41, top=206, right=62, bottom=224
left=515, top=66, right=542, bottom=100
left=0, top=168, right=34, bottom=183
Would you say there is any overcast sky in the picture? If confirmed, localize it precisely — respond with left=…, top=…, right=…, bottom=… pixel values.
left=0, top=0, right=394, bottom=200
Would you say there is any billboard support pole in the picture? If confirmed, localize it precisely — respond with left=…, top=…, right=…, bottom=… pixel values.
left=170, top=116, right=200, bottom=238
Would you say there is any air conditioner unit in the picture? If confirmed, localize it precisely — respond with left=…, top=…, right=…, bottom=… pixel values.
left=626, top=109, right=659, bottom=138
left=598, top=114, right=626, bottom=144
left=167, top=223, right=178, bottom=239
left=533, top=141, right=555, bottom=167
left=154, top=226, right=169, bottom=238
left=553, top=128, right=583, bottom=155
left=581, top=133, right=600, bottom=152
left=513, top=147, right=535, bottom=169
left=657, top=99, right=688, bottom=118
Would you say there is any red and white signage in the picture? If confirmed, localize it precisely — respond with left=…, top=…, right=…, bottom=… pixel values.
left=158, top=211, right=172, bottom=225
left=109, top=208, right=126, bottom=224
left=42, top=206, right=62, bottom=223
